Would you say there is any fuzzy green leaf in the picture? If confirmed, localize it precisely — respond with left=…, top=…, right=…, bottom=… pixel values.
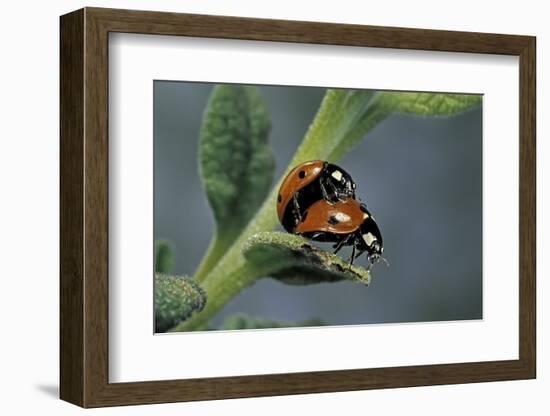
left=200, top=85, right=274, bottom=235
left=242, top=232, right=371, bottom=285
left=154, top=240, right=174, bottom=274
left=328, top=91, right=482, bottom=161
left=376, top=92, right=482, bottom=116
left=155, top=274, right=207, bottom=332
left=196, top=85, right=275, bottom=280
left=220, top=313, right=325, bottom=330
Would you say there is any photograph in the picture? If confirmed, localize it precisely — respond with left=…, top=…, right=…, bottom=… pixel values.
left=56, top=6, right=537, bottom=408
left=153, top=81, right=483, bottom=333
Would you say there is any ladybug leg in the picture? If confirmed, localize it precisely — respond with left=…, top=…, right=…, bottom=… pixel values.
left=319, top=178, right=331, bottom=201
left=292, top=194, right=302, bottom=223
left=347, top=244, right=356, bottom=266
left=348, top=248, right=366, bottom=268
left=319, top=176, right=339, bottom=203
left=332, top=237, right=347, bottom=254
left=329, top=181, right=340, bottom=200
left=333, top=233, right=353, bottom=254
left=348, top=236, right=367, bottom=268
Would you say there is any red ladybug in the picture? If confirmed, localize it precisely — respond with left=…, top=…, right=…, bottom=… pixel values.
left=277, top=160, right=356, bottom=232
left=295, top=198, right=384, bottom=267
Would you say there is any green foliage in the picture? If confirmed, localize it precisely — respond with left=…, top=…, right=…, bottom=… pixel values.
left=162, top=87, right=482, bottom=332
left=221, top=313, right=325, bottom=330
left=327, top=91, right=482, bottom=161
left=154, top=274, right=206, bottom=332
left=377, top=92, right=482, bottom=116
left=243, top=232, right=370, bottom=285
left=195, top=85, right=275, bottom=280
left=154, top=240, right=174, bottom=274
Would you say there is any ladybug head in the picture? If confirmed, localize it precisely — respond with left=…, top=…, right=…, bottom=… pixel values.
left=367, top=241, right=382, bottom=264
left=367, top=242, right=390, bottom=270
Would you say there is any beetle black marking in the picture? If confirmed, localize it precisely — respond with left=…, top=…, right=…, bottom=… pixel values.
left=328, top=215, right=339, bottom=225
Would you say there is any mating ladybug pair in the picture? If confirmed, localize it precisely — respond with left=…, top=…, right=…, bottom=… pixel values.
left=277, top=160, right=384, bottom=267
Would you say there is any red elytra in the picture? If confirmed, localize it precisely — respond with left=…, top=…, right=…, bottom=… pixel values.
left=294, top=198, right=365, bottom=235
left=276, top=160, right=325, bottom=224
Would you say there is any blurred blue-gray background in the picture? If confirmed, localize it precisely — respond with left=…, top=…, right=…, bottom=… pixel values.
left=154, top=81, right=482, bottom=327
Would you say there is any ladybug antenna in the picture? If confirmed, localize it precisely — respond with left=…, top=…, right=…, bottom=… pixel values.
left=380, top=256, right=390, bottom=267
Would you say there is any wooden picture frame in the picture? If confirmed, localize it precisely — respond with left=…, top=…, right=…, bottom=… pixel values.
left=60, top=7, right=536, bottom=408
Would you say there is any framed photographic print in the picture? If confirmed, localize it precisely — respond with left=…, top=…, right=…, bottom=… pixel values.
left=60, top=7, right=536, bottom=408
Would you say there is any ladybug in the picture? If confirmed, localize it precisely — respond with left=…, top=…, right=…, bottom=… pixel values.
left=277, top=160, right=356, bottom=233
left=294, top=198, right=384, bottom=267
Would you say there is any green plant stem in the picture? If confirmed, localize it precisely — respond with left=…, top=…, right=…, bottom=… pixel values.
left=194, top=230, right=240, bottom=282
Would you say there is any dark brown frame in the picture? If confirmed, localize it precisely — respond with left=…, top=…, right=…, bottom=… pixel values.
left=60, top=7, right=536, bottom=408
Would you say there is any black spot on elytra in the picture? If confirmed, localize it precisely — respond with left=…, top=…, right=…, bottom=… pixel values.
left=298, top=170, right=306, bottom=179
left=277, top=194, right=282, bottom=203
left=328, top=215, right=339, bottom=225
